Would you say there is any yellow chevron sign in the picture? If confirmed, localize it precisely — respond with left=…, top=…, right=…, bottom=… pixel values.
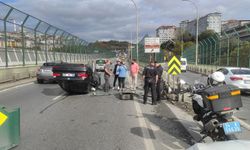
left=0, top=112, right=8, bottom=126
left=168, top=56, right=181, bottom=75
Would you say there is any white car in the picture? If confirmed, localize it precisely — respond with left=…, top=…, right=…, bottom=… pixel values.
left=211, top=67, right=250, bottom=92
left=180, top=58, right=187, bottom=72
left=95, top=59, right=105, bottom=72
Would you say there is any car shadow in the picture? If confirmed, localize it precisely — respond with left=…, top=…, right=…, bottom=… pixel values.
left=42, top=87, right=64, bottom=96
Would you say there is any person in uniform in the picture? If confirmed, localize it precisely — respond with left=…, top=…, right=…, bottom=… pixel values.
left=142, top=61, right=158, bottom=105
left=155, top=61, right=163, bottom=102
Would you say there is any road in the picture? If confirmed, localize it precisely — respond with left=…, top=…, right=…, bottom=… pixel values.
left=0, top=77, right=192, bottom=150
left=179, top=71, right=250, bottom=125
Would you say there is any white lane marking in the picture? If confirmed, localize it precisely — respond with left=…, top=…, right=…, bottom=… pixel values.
left=0, top=82, right=34, bottom=93
left=160, top=142, right=175, bottom=150
left=52, top=93, right=67, bottom=101
left=133, top=101, right=155, bottom=150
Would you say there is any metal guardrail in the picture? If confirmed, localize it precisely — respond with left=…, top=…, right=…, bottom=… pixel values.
left=0, top=48, right=99, bottom=67
left=0, top=2, right=88, bottom=67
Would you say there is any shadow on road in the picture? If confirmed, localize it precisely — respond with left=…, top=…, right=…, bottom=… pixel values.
left=143, top=104, right=197, bottom=146
left=42, top=87, right=63, bottom=96
left=130, top=127, right=156, bottom=139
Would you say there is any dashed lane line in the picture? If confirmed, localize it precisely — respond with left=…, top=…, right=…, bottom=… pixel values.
left=52, top=93, right=67, bottom=101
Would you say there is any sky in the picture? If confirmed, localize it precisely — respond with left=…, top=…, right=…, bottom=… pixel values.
left=1, top=0, right=250, bottom=42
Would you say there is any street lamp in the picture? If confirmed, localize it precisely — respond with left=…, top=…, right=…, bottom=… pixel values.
left=182, top=0, right=199, bottom=65
left=129, top=0, right=139, bottom=64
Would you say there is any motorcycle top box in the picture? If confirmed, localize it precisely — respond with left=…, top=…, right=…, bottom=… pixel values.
left=203, top=84, right=242, bottom=112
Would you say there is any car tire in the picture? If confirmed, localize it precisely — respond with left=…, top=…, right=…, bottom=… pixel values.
left=37, top=79, right=44, bottom=84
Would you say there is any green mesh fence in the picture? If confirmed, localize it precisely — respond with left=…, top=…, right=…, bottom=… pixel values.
left=183, top=24, right=250, bottom=68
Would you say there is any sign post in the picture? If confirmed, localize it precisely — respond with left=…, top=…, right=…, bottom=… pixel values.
left=144, top=37, right=160, bottom=62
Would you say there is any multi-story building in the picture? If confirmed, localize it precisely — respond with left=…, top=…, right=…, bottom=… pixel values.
left=156, top=25, right=176, bottom=43
left=222, top=20, right=250, bottom=31
left=180, top=12, right=222, bottom=36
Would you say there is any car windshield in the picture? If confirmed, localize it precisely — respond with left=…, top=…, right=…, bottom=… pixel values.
left=231, top=69, right=250, bottom=75
left=96, top=60, right=105, bottom=64
left=181, top=61, right=186, bottom=65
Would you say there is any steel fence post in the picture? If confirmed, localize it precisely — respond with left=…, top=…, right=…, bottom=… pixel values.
left=3, top=8, right=13, bottom=67
left=223, top=32, right=230, bottom=66
left=233, top=28, right=240, bottom=67
left=207, top=38, right=213, bottom=65
left=64, top=34, right=70, bottom=62
left=214, top=33, right=221, bottom=66
left=53, top=28, right=58, bottom=62
left=34, top=20, right=41, bottom=65
left=200, top=41, right=204, bottom=64
left=21, top=15, right=29, bottom=66
left=45, top=25, right=51, bottom=63
left=59, top=31, right=65, bottom=61
left=211, top=36, right=217, bottom=65
left=203, top=40, right=208, bottom=65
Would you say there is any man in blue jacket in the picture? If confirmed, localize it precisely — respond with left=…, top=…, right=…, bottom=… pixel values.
left=117, top=61, right=128, bottom=91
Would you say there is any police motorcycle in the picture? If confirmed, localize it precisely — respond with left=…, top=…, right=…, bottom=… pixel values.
left=189, top=71, right=243, bottom=141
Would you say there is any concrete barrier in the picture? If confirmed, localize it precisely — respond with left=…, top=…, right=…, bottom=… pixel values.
left=0, top=66, right=39, bottom=84
left=187, top=64, right=222, bottom=76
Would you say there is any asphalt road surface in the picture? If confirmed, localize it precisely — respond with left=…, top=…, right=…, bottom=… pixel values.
left=0, top=76, right=192, bottom=150
left=179, top=71, right=250, bottom=125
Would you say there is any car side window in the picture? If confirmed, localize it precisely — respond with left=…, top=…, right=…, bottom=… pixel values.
left=217, top=68, right=228, bottom=75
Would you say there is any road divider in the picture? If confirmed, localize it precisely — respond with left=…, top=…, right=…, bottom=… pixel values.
left=0, top=105, right=20, bottom=150
left=0, top=66, right=39, bottom=84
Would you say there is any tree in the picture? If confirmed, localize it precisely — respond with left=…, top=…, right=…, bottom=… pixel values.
left=176, top=30, right=195, bottom=42
left=198, top=30, right=216, bottom=41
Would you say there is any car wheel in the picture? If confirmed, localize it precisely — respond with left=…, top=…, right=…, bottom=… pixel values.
left=37, top=79, right=44, bottom=84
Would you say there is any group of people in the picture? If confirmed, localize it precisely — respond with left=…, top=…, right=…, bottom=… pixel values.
left=103, top=59, right=139, bottom=93
left=142, top=61, right=163, bottom=105
left=102, top=58, right=163, bottom=106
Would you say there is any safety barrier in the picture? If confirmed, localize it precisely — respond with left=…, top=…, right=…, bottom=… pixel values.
left=0, top=105, right=20, bottom=150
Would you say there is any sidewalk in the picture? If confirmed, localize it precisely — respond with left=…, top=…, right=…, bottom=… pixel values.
left=0, top=77, right=36, bottom=91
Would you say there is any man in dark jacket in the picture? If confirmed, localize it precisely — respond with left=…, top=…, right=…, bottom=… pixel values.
left=142, top=61, right=158, bottom=105
left=113, top=60, right=120, bottom=90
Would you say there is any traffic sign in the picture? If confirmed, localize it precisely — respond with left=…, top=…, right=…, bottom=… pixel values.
left=168, top=56, right=181, bottom=75
left=144, top=37, right=160, bottom=53
left=0, top=111, right=8, bottom=126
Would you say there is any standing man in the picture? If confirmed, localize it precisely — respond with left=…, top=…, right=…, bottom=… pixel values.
left=113, top=59, right=120, bottom=90
left=142, top=61, right=158, bottom=105
left=130, top=59, right=139, bottom=90
left=104, top=59, right=112, bottom=92
left=155, top=61, right=163, bottom=103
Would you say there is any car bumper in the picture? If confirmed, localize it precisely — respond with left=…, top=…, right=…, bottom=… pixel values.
left=57, top=78, right=91, bottom=93
left=230, top=83, right=250, bottom=90
left=37, top=74, right=55, bottom=81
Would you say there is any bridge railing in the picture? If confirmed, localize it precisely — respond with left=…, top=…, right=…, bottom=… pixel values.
left=0, top=1, right=89, bottom=68
left=183, top=23, right=250, bottom=68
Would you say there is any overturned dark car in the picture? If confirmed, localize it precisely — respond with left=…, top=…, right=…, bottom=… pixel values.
left=52, top=63, right=100, bottom=94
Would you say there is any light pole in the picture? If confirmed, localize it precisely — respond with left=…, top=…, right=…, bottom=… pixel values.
left=182, top=0, right=199, bottom=65
left=129, top=0, right=139, bottom=64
